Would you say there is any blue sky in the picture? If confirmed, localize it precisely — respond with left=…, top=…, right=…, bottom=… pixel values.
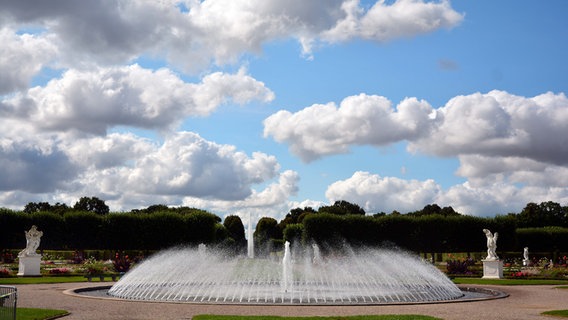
left=1, top=0, right=567, bottom=221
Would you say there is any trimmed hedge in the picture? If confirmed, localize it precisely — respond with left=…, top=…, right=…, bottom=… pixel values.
left=302, top=213, right=519, bottom=253
left=0, top=209, right=225, bottom=251
left=283, top=223, right=304, bottom=244
left=516, top=227, right=568, bottom=252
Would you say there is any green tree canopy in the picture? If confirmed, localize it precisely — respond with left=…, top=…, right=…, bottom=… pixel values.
left=318, top=200, right=365, bottom=215
left=224, top=215, right=246, bottom=243
left=73, top=196, right=109, bottom=215
left=23, top=202, right=52, bottom=214
left=518, top=201, right=567, bottom=227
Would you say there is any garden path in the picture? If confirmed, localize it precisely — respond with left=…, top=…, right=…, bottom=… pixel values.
left=15, top=282, right=568, bottom=320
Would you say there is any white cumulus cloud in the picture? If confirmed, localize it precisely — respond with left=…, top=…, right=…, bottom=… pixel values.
left=264, top=94, right=433, bottom=162
left=322, top=0, right=463, bottom=44
left=325, top=171, right=442, bottom=214
left=0, top=27, right=57, bottom=94
left=1, top=65, right=274, bottom=135
left=0, top=0, right=463, bottom=71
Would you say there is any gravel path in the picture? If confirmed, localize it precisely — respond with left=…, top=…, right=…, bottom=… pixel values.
left=14, top=282, right=568, bottom=320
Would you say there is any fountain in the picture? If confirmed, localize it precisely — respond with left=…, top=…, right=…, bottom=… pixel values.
left=107, top=242, right=466, bottom=305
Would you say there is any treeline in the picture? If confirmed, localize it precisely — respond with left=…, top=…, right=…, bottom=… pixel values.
left=253, top=200, right=568, bottom=256
left=2, top=198, right=568, bottom=256
left=0, top=208, right=230, bottom=251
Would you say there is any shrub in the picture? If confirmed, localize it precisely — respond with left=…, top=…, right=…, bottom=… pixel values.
left=112, top=252, right=132, bottom=273
left=283, top=223, right=304, bottom=245
left=0, top=268, right=12, bottom=277
left=446, top=260, right=473, bottom=274
left=1, top=250, right=15, bottom=263
left=83, top=257, right=111, bottom=275
left=48, top=267, right=71, bottom=275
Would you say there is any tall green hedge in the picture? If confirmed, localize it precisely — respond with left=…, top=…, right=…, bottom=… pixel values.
left=516, top=227, right=568, bottom=252
left=283, top=223, right=304, bottom=244
left=0, top=209, right=225, bottom=251
left=302, top=213, right=518, bottom=253
left=0, top=208, right=30, bottom=250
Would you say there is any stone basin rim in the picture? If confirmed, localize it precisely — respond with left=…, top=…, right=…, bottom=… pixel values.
left=65, top=285, right=509, bottom=306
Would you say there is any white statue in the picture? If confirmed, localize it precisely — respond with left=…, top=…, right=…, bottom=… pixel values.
left=483, top=229, right=498, bottom=261
left=19, top=225, right=43, bottom=257
left=523, top=247, right=529, bottom=266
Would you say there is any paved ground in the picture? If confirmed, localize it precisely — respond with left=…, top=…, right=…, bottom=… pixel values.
left=14, top=282, right=568, bottom=320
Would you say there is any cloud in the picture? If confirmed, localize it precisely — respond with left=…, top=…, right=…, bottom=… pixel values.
left=1, top=65, right=274, bottom=135
left=265, top=90, right=568, bottom=181
left=123, top=169, right=301, bottom=221
left=264, top=93, right=434, bottom=161
left=322, top=0, right=463, bottom=44
left=326, top=171, right=442, bottom=214
left=409, top=91, right=568, bottom=166
left=63, top=132, right=156, bottom=170
left=266, top=89, right=568, bottom=216
left=438, top=182, right=568, bottom=216
left=0, top=0, right=463, bottom=72
left=0, top=128, right=291, bottom=211
left=0, top=0, right=175, bottom=66
left=456, top=154, right=568, bottom=188
left=120, top=132, right=281, bottom=200
left=0, top=140, right=79, bottom=193
left=325, top=171, right=568, bottom=216
left=0, top=27, right=57, bottom=94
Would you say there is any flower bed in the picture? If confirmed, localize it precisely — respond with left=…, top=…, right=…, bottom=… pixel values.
left=0, top=268, right=12, bottom=278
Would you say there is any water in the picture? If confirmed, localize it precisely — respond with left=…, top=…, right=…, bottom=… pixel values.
left=108, top=244, right=464, bottom=305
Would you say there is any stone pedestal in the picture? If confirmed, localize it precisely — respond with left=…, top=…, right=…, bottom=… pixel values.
left=482, top=259, right=503, bottom=279
left=17, top=255, right=41, bottom=276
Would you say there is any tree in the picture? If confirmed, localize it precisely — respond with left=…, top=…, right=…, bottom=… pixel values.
left=254, top=217, right=280, bottom=256
left=440, top=206, right=460, bottom=217
left=144, top=204, right=169, bottom=214
left=224, top=215, right=246, bottom=243
left=23, top=202, right=52, bottom=214
left=422, top=204, right=442, bottom=216
left=73, top=196, right=109, bottom=215
left=278, top=207, right=316, bottom=235
left=518, top=201, right=567, bottom=227
left=318, top=200, right=365, bottom=215
left=539, top=201, right=567, bottom=226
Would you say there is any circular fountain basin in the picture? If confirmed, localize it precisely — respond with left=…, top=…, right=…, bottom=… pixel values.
left=70, top=285, right=508, bottom=305
left=87, top=246, right=503, bottom=305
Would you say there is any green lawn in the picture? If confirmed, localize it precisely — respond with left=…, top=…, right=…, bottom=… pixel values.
left=192, top=316, right=441, bottom=320
left=542, top=310, right=568, bottom=318
left=15, top=307, right=68, bottom=320
left=3, top=275, right=568, bottom=287
left=451, top=277, right=568, bottom=286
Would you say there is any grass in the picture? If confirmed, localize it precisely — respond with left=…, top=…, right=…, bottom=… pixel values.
left=542, top=310, right=568, bottom=318
left=2, top=275, right=568, bottom=286
left=15, top=307, right=68, bottom=320
left=451, top=277, right=568, bottom=286
left=192, top=316, right=441, bottom=320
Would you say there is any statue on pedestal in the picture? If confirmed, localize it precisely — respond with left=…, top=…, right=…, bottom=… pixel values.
left=523, top=247, right=529, bottom=266
left=483, top=228, right=498, bottom=261
left=18, top=225, right=43, bottom=257
left=17, top=225, right=43, bottom=276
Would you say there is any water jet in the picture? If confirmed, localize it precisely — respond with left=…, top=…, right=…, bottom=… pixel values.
left=106, top=243, right=468, bottom=305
